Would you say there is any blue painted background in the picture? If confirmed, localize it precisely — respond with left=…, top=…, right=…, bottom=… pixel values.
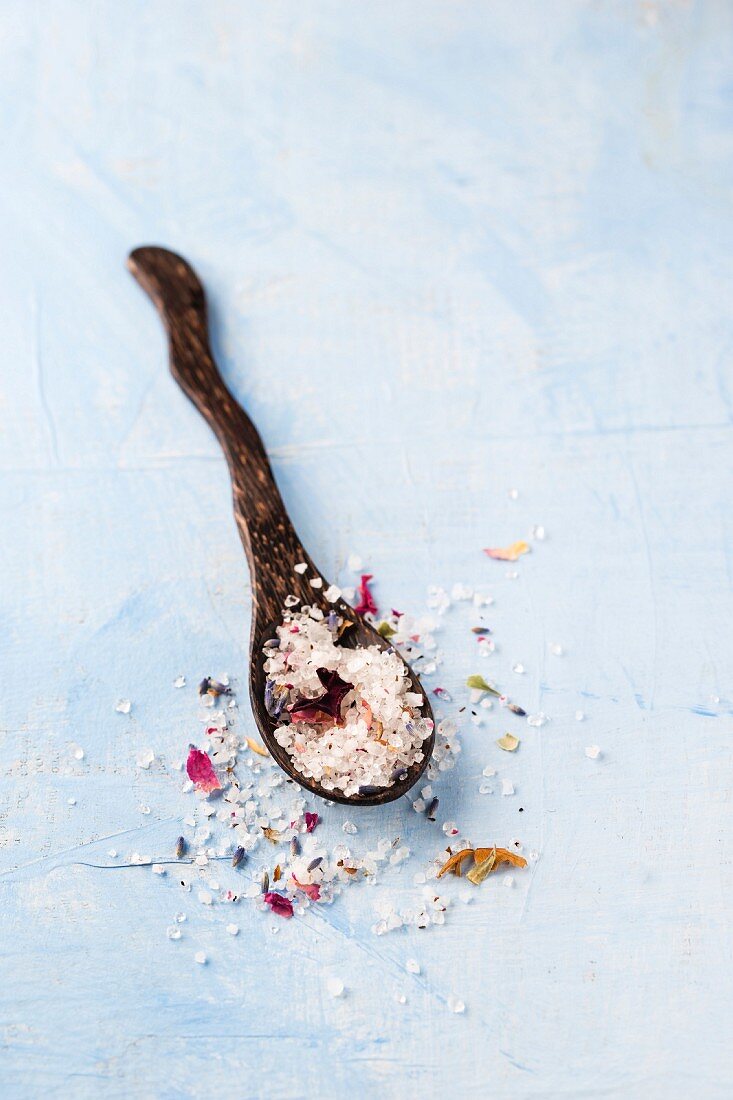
left=1, top=2, right=731, bottom=1097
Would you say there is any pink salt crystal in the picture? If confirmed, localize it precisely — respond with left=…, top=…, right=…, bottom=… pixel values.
left=264, top=892, right=294, bottom=919
left=186, top=747, right=221, bottom=793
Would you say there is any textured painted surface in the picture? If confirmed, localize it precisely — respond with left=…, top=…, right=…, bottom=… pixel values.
left=1, top=3, right=732, bottom=1097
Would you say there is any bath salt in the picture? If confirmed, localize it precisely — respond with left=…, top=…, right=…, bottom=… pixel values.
left=262, top=609, right=433, bottom=798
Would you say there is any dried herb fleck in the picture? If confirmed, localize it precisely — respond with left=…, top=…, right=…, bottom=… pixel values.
left=466, top=675, right=501, bottom=695
left=246, top=737, right=268, bottom=757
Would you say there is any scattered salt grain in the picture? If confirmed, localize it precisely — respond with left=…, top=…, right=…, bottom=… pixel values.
left=137, top=749, right=155, bottom=769
left=503, top=876, right=514, bottom=888
left=512, top=663, right=525, bottom=674
left=226, top=924, right=239, bottom=936
left=139, top=804, right=151, bottom=815
left=549, top=642, right=564, bottom=656
left=447, top=995, right=465, bottom=1014
left=174, top=675, right=186, bottom=688
left=479, top=782, right=493, bottom=795
left=194, top=951, right=207, bottom=965
left=324, top=584, right=342, bottom=602
left=529, top=850, right=540, bottom=862
left=501, top=779, right=514, bottom=796
left=508, top=488, right=519, bottom=500
left=585, top=745, right=601, bottom=760
left=309, top=577, right=323, bottom=589
left=107, top=850, right=118, bottom=859
left=198, top=890, right=213, bottom=906
left=482, top=766, right=496, bottom=777
left=575, top=710, right=585, bottom=721
left=167, top=927, right=182, bottom=940
left=326, top=977, right=345, bottom=998
left=115, top=699, right=131, bottom=714
left=347, top=554, right=362, bottom=571
left=396, top=994, right=407, bottom=1005
left=342, top=821, right=358, bottom=835
left=294, top=562, right=308, bottom=574
left=532, top=525, right=546, bottom=540
left=527, top=713, right=548, bottom=727
left=73, top=747, right=85, bottom=761
left=405, top=958, right=420, bottom=974
left=151, top=864, right=166, bottom=875
left=67, top=797, right=76, bottom=806
left=442, top=821, right=459, bottom=837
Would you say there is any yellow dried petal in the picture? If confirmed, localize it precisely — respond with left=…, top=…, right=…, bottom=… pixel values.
left=467, top=847, right=497, bottom=884
left=497, top=733, right=520, bottom=752
left=246, top=738, right=269, bottom=757
left=484, top=541, right=530, bottom=562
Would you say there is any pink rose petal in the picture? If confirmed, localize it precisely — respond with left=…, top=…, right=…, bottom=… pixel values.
left=186, top=747, right=221, bottom=793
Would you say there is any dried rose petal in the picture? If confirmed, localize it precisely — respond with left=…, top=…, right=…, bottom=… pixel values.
left=292, top=875, right=321, bottom=901
left=288, top=669, right=353, bottom=724
left=263, top=892, right=294, bottom=918
left=186, top=747, right=221, bottom=793
left=304, top=812, right=320, bottom=833
left=355, top=574, right=377, bottom=616
left=483, top=541, right=530, bottom=562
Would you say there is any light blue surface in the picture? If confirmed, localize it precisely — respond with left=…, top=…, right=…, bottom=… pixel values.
left=1, top=2, right=732, bottom=1097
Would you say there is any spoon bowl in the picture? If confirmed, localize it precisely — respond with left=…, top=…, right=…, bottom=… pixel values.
left=128, top=245, right=435, bottom=806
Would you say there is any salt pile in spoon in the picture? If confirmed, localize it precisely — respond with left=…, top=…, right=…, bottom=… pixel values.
left=262, top=609, right=433, bottom=797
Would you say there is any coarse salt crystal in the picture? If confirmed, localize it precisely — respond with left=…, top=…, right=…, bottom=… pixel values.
left=67, top=797, right=76, bottom=806
left=324, top=584, right=341, bottom=602
left=549, top=642, right=563, bottom=656
left=512, top=663, right=525, bottom=674
left=585, top=745, right=601, bottom=760
left=226, top=924, right=239, bottom=936
left=575, top=710, right=585, bottom=721
left=326, top=977, right=345, bottom=997
left=482, top=766, right=496, bottom=777
left=198, top=890, right=213, bottom=905
left=342, top=821, right=357, bottom=834
left=532, top=525, right=546, bottom=540
left=501, top=779, right=514, bottom=796
left=151, top=864, right=166, bottom=875
left=194, top=951, right=207, bottom=965
left=309, top=577, right=323, bottom=588
left=116, top=699, right=131, bottom=714
left=405, top=958, right=420, bottom=974
left=73, top=747, right=85, bottom=760
left=503, top=875, right=514, bottom=888
left=167, top=927, right=182, bottom=940
left=447, top=995, right=465, bottom=1014
left=347, top=554, right=362, bottom=572
left=174, top=675, right=186, bottom=688
left=294, top=562, right=308, bottom=574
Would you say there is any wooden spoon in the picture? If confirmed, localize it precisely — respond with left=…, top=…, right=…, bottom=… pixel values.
left=127, top=246, right=435, bottom=807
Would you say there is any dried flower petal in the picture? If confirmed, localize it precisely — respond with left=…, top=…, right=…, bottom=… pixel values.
left=304, top=812, right=320, bottom=833
left=262, top=827, right=280, bottom=843
left=232, top=846, right=246, bottom=868
left=483, top=541, right=530, bottom=562
left=437, top=848, right=475, bottom=878
left=355, top=574, right=378, bottom=616
left=175, top=836, right=187, bottom=859
left=288, top=669, right=353, bottom=724
left=377, top=621, right=396, bottom=639
left=497, top=734, right=520, bottom=752
left=506, top=702, right=526, bottom=716
left=466, top=675, right=501, bottom=695
left=246, top=738, right=268, bottom=757
left=467, top=847, right=497, bottom=884
left=273, top=864, right=282, bottom=882
left=474, top=847, right=528, bottom=869
left=264, top=891, right=294, bottom=918
left=185, top=747, right=221, bottom=793
left=292, top=875, right=321, bottom=901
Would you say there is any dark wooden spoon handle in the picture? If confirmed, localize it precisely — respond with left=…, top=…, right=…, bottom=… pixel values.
left=127, top=246, right=323, bottom=638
